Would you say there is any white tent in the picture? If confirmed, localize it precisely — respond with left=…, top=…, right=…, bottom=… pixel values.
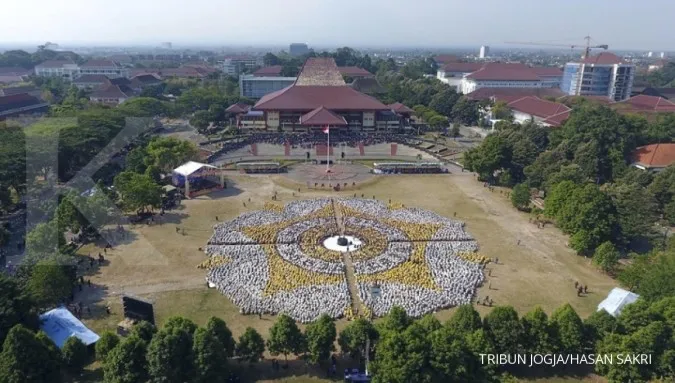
left=172, top=161, right=216, bottom=177
left=597, top=287, right=640, bottom=317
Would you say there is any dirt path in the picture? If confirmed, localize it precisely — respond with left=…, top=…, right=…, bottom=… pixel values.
left=332, top=199, right=364, bottom=316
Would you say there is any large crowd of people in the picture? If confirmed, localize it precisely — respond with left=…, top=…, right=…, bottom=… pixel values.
left=203, top=198, right=485, bottom=322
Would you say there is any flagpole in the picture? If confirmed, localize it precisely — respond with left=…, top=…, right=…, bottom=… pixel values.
left=326, top=125, right=330, bottom=172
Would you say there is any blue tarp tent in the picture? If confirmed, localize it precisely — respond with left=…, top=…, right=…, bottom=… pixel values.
left=39, top=307, right=100, bottom=348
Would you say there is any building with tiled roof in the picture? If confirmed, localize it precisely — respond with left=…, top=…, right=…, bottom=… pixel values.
left=34, top=60, right=79, bottom=79
left=561, top=52, right=635, bottom=101
left=506, top=96, right=571, bottom=127
left=436, top=62, right=484, bottom=87
left=0, top=86, right=42, bottom=98
left=466, top=87, right=565, bottom=102
left=631, top=87, right=675, bottom=100
left=337, top=66, right=374, bottom=79
left=73, top=74, right=110, bottom=89
left=253, top=65, right=283, bottom=77
left=90, top=83, right=133, bottom=105
left=244, top=57, right=395, bottom=132
left=300, top=106, right=348, bottom=126
left=460, top=63, right=562, bottom=94
left=218, top=56, right=263, bottom=76
left=632, top=143, right=675, bottom=172
left=79, top=60, right=127, bottom=79
left=388, top=102, right=415, bottom=114
left=0, top=93, right=49, bottom=120
left=433, top=55, right=460, bottom=65
left=239, top=75, right=296, bottom=99
left=610, top=95, right=675, bottom=116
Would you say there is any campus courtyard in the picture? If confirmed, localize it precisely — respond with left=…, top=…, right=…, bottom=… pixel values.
left=77, top=169, right=616, bottom=381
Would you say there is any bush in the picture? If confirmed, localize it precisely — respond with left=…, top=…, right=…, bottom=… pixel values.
left=511, top=183, right=531, bottom=211
left=62, top=336, right=88, bottom=374
left=95, top=332, right=120, bottom=361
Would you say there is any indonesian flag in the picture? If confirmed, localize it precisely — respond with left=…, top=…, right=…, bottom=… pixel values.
left=323, top=126, right=329, bottom=134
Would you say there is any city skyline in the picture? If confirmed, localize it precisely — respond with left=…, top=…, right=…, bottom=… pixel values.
left=2, top=0, right=674, bottom=51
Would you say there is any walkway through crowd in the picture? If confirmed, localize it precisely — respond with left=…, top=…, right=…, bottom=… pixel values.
left=332, top=198, right=364, bottom=317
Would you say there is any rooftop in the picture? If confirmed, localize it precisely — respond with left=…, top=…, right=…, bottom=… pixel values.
left=80, top=59, right=119, bottom=68
left=35, top=60, right=75, bottom=69
left=90, top=84, right=132, bottom=99
left=579, top=52, right=624, bottom=65
left=73, top=74, right=110, bottom=83
left=0, top=93, right=47, bottom=117
left=612, top=95, right=675, bottom=113
left=300, top=106, right=348, bottom=126
left=388, top=102, right=414, bottom=114
left=466, top=87, right=565, bottom=102
left=294, top=58, right=345, bottom=86
left=434, top=55, right=460, bottom=64
left=225, top=103, right=251, bottom=114
left=253, top=65, right=283, bottom=76
left=338, top=66, right=373, bottom=77
left=441, top=62, right=484, bottom=73
left=0, top=86, right=40, bottom=97
left=632, top=143, right=675, bottom=169
left=254, top=85, right=389, bottom=111
left=467, top=63, right=541, bottom=81
left=507, top=96, right=571, bottom=121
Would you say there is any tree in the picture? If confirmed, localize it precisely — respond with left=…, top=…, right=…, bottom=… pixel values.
left=0, top=325, right=62, bottom=383
left=649, top=165, right=675, bottom=213
left=96, top=332, right=120, bottom=361
left=338, top=318, right=378, bottom=360
left=205, top=317, right=235, bottom=358
left=379, top=306, right=410, bottom=334
left=606, top=182, right=658, bottom=247
left=35, top=331, right=62, bottom=376
left=192, top=327, right=229, bottom=383
left=583, top=309, right=618, bottom=347
left=483, top=306, right=523, bottom=354
left=25, top=221, right=65, bottom=260
left=113, top=172, right=162, bottom=214
left=125, top=147, right=148, bottom=174
left=266, top=314, right=306, bottom=364
left=450, top=123, right=460, bottom=140
left=417, top=314, right=441, bottom=333
left=103, top=335, right=148, bottom=383
left=236, top=327, right=265, bottom=363
left=429, top=326, right=472, bottom=382
left=62, top=336, right=88, bottom=374
left=129, top=321, right=156, bottom=343
left=445, top=304, right=482, bottom=337
left=27, top=260, right=73, bottom=308
left=463, top=134, right=510, bottom=181
left=263, top=53, right=280, bottom=66
left=428, top=88, right=459, bottom=117
left=147, top=326, right=195, bottom=383
left=550, top=304, right=584, bottom=353
left=144, top=137, right=199, bottom=173
left=451, top=98, right=479, bottom=126
left=0, top=275, right=39, bottom=344
left=189, top=110, right=211, bottom=134
left=370, top=323, right=432, bottom=383
left=305, top=314, right=336, bottom=365
left=593, top=241, right=620, bottom=273
left=521, top=307, right=556, bottom=354
left=511, top=183, right=531, bottom=211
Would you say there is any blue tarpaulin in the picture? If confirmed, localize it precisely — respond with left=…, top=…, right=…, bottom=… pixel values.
left=39, top=307, right=100, bottom=348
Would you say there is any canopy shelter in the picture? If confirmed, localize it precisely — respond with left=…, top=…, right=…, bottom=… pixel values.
left=597, top=287, right=640, bottom=317
left=39, top=307, right=100, bottom=348
left=172, top=161, right=224, bottom=198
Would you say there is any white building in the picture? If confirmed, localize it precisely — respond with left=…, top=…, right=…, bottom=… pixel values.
left=479, top=45, right=490, bottom=59
left=436, top=62, right=484, bottom=88
left=78, top=60, right=127, bottom=79
left=560, top=52, right=635, bottom=101
left=239, top=75, right=296, bottom=99
left=34, top=60, right=80, bottom=79
left=458, top=63, right=562, bottom=94
left=218, top=56, right=264, bottom=76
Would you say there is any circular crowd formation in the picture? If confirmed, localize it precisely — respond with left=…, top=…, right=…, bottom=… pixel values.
left=203, top=198, right=485, bottom=322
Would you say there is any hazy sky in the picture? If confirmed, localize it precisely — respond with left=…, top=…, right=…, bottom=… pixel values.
left=2, top=0, right=673, bottom=50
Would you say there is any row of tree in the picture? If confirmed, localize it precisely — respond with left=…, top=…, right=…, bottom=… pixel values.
left=3, top=295, right=673, bottom=383
left=464, top=106, right=675, bottom=255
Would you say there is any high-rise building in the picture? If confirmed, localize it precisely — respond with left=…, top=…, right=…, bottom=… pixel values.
left=289, top=43, right=309, bottom=57
left=647, top=51, right=653, bottom=58
left=560, top=52, right=634, bottom=101
left=661, top=52, right=666, bottom=59
left=479, top=45, right=490, bottom=59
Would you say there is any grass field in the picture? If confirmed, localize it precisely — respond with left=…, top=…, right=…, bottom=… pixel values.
left=78, top=171, right=615, bottom=382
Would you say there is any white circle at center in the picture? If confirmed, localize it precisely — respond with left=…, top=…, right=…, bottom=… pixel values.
left=323, top=235, right=362, bottom=253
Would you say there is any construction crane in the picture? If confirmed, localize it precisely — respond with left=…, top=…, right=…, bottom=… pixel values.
left=504, top=36, right=608, bottom=59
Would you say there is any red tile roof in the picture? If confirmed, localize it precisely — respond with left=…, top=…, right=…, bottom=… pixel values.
left=467, top=63, right=541, bottom=81
left=253, top=65, right=283, bottom=76
left=90, top=84, right=131, bottom=99
left=581, top=52, right=623, bottom=65
left=507, top=96, right=571, bottom=126
left=300, top=106, right=347, bottom=126
left=632, top=143, right=675, bottom=168
left=615, top=95, right=675, bottom=112
left=531, top=66, right=563, bottom=76
left=434, top=55, right=460, bottom=64
left=388, top=102, right=414, bottom=114
left=466, top=87, right=565, bottom=102
left=254, top=85, right=389, bottom=111
left=73, top=74, right=110, bottom=84
left=225, top=103, right=250, bottom=114
left=0, top=93, right=48, bottom=116
left=441, top=62, right=484, bottom=73
left=338, top=66, right=373, bottom=77
left=541, top=110, right=571, bottom=127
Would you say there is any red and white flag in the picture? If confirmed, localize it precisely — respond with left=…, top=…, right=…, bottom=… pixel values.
left=323, top=126, right=330, bottom=134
